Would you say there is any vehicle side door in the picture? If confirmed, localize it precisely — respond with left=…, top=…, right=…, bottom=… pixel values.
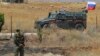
left=56, top=13, right=69, bottom=29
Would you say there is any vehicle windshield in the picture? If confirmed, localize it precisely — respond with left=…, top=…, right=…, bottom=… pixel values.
left=48, top=14, right=56, bottom=19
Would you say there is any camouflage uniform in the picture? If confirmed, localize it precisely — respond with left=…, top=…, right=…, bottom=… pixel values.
left=14, top=29, right=25, bottom=56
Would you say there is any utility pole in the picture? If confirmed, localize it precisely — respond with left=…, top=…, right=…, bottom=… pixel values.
left=11, top=16, right=12, bottom=38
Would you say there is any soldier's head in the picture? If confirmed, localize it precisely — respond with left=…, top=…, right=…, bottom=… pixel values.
left=16, top=29, right=20, bottom=32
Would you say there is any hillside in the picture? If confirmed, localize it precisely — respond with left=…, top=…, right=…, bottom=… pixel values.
left=0, top=3, right=99, bottom=32
left=0, top=2, right=100, bottom=56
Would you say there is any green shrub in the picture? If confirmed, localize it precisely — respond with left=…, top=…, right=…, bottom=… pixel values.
left=0, top=13, right=4, bottom=22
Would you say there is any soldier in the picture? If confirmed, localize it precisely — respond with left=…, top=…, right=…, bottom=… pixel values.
left=14, top=29, right=25, bottom=56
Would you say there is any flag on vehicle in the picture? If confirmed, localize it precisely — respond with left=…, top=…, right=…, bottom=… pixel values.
left=87, top=1, right=96, bottom=10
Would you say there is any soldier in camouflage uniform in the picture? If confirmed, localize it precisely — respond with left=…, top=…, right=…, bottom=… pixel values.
left=14, top=29, right=25, bottom=56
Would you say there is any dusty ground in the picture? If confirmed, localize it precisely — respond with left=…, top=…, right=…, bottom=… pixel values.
left=0, top=29, right=100, bottom=56
left=0, top=2, right=100, bottom=56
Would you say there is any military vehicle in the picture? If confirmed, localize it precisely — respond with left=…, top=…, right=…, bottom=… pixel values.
left=0, top=13, right=4, bottom=32
left=35, top=10, right=87, bottom=30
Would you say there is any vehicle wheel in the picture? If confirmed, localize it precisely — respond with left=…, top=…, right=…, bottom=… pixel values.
left=75, top=24, right=84, bottom=31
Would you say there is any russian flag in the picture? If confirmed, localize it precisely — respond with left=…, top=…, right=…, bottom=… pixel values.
left=87, top=2, right=96, bottom=10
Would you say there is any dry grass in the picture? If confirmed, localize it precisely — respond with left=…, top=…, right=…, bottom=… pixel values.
left=40, top=28, right=100, bottom=48
left=0, top=2, right=99, bottom=32
left=0, top=2, right=100, bottom=56
left=1, top=28, right=100, bottom=56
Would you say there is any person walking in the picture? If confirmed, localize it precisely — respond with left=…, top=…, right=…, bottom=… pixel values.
left=14, top=29, right=25, bottom=56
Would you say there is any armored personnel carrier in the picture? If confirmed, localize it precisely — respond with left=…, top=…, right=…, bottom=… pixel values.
left=0, top=13, right=4, bottom=32
left=35, top=10, right=87, bottom=30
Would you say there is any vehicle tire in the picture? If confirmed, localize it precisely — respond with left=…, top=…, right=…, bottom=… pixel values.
left=75, top=24, right=84, bottom=31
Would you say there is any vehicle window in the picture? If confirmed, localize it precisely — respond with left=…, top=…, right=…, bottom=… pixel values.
left=75, top=15, right=83, bottom=19
left=75, top=13, right=82, bottom=16
left=48, top=14, right=56, bottom=19
left=56, top=14, right=66, bottom=19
